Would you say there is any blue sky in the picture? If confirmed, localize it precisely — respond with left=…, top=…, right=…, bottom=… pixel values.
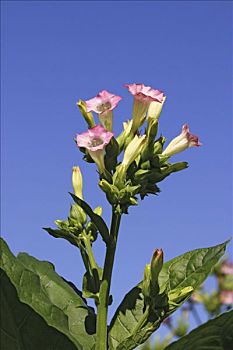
left=1, top=0, right=232, bottom=334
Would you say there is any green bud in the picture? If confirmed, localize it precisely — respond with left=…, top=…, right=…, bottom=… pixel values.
left=142, top=264, right=151, bottom=299
left=55, top=219, right=69, bottom=230
left=150, top=248, right=164, bottom=285
left=146, top=120, right=158, bottom=145
left=69, top=203, right=87, bottom=226
left=153, top=137, right=166, bottom=155
left=99, top=179, right=119, bottom=204
left=77, top=100, right=95, bottom=128
left=116, top=120, right=133, bottom=151
left=129, top=197, right=138, bottom=206
left=68, top=216, right=83, bottom=231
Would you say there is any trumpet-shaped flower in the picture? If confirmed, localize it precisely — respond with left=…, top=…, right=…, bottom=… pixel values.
left=72, top=166, right=83, bottom=199
left=125, top=83, right=164, bottom=133
left=162, top=124, right=201, bottom=157
left=76, top=125, right=114, bottom=174
left=85, top=90, right=122, bottom=131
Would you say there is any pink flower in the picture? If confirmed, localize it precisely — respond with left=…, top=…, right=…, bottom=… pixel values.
left=76, top=125, right=114, bottom=174
left=125, top=83, right=164, bottom=103
left=85, top=90, right=122, bottom=131
left=219, top=290, right=233, bottom=305
left=162, top=124, right=201, bottom=157
left=125, top=83, right=164, bottom=133
left=220, top=260, right=233, bottom=275
left=85, top=90, right=122, bottom=114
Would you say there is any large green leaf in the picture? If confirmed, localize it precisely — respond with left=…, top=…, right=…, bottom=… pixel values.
left=164, top=311, right=233, bottom=350
left=108, top=241, right=228, bottom=350
left=0, top=238, right=96, bottom=350
left=0, top=269, right=77, bottom=350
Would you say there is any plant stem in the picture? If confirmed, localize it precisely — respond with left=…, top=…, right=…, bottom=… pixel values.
left=80, top=245, right=90, bottom=273
left=95, top=209, right=121, bottom=350
left=83, top=234, right=98, bottom=272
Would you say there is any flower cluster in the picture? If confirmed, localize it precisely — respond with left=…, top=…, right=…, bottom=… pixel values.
left=75, top=83, right=201, bottom=213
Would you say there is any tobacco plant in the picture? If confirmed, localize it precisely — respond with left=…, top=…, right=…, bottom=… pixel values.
left=1, top=83, right=232, bottom=350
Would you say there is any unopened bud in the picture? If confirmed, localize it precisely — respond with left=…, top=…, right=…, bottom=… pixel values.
left=69, top=204, right=87, bottom=226
left=72, top=166, right=83, bottom=199
left=150, top=248, right=164, bottom=283
left=121, top=134, right=147, bottom=170
left=77, top=100, right=95, bottom=128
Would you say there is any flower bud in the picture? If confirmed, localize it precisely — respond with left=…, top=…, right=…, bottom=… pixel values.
left=69, top=204, right=87, bottom=227
left=142, top=264, right=151, bottom=299
left=121, top=134, right=147, bottom=170
left=116, top=120, right=133, bottom=151
left=162, top=124, right=201, bottom=157
left=150, top=248, right=164, bottom=283
left=77, top=100, right=95, bottom=128
left=72, top=166, right=83, bottom=199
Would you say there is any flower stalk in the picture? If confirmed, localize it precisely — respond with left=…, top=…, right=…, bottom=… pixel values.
left=96, top=209, right=122, bottom=350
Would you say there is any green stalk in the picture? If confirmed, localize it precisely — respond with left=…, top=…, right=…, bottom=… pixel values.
left=83, top=234, right=98, bottom=272
left=79, top=245, right=90, bottom=273
left=95, top=209, right=121, bottom=350
left=83, top=233, right=101, bottom=291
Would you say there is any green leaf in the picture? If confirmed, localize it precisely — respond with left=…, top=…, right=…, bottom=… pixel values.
left=43, top=227, right=79, bottom=247
left=108, top=241, right=228, bottom=350
left=158, top=240, right=229, bottom=292
left=0, top=269, right=77, bottom=350
left=69, top=193, right=110, bottom=244
left=164, top=311, right=233, bottom=350
left=0, top=238, right=96, bottom=350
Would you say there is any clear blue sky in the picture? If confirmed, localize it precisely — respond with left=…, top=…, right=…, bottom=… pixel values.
left=1, top=0, right=232, bottom=333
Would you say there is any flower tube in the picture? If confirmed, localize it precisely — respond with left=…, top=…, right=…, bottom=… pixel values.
left=125, top=83, right=164, bottom=133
